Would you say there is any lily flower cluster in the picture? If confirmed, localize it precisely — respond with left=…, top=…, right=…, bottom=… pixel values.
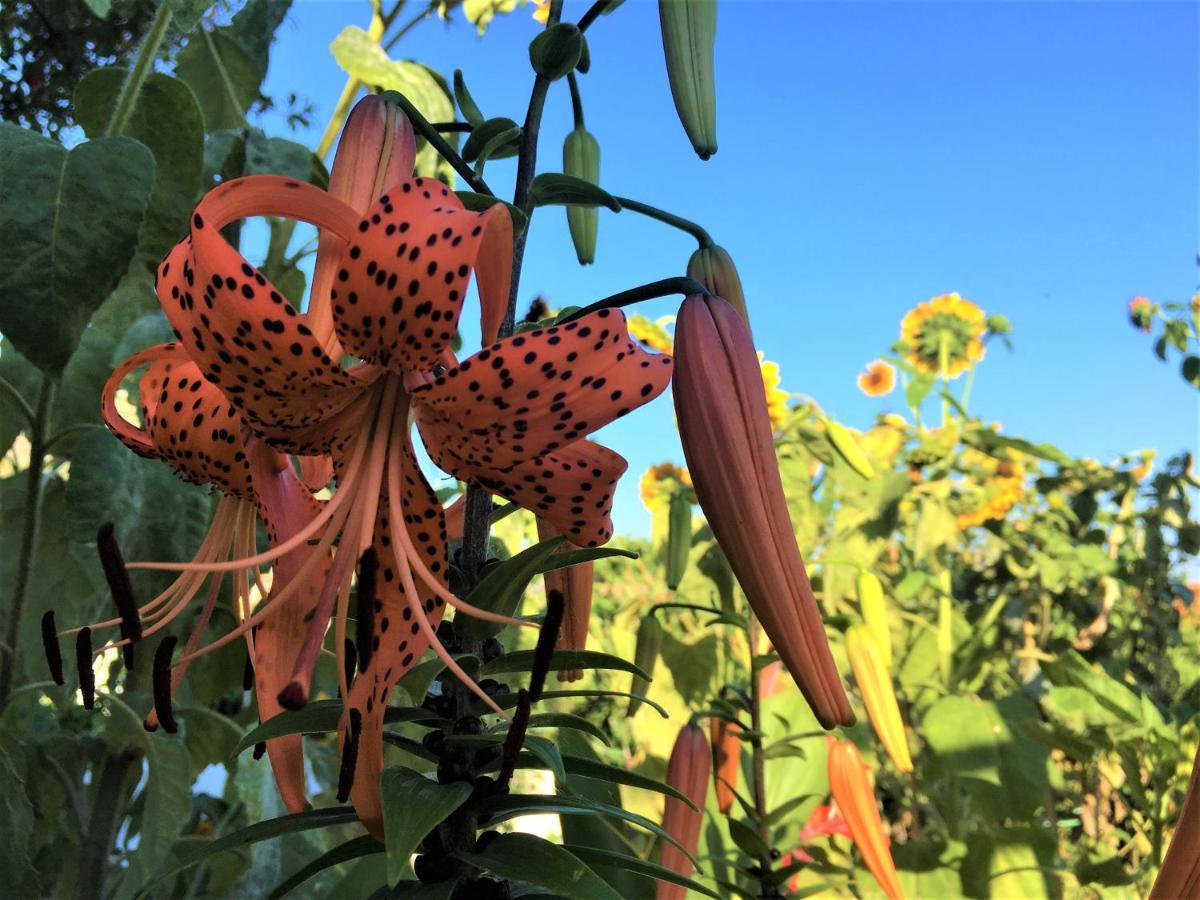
left=42, top=96, right=674, bottom=835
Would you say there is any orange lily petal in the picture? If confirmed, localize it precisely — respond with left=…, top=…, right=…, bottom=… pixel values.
left=535, top=517, right=594, bottom=681
left=710, top=718, right=742, bottom=814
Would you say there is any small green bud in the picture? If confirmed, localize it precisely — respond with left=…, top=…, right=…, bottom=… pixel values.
left=562, top=127, right=600, bottom=264
left=665, top=489, right=692, bottom=589
left=530, top=23, right=583, bottom=81
left=628, top=615, right=663, bottom=716
left=659, top=0, right=717, bottom=159
left=687, top=244, right=748, bottom=324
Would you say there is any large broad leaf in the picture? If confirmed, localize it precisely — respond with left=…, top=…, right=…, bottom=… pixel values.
left=74, top=68, right=204, bottom=262
left=164, top=0, right=219, bottom=31
left=922, top=695, right=1002, bottom=787
left=0, top=740, right=40, bottom=897
left=175, top=30, right=263, bottom=131
left=455, top=833, right=622, bottom=900
left=381, top=766, right=473, bottom=884
left=0, top=127, right=154, bottom=375
left=329, top=26, right=454, bottom=181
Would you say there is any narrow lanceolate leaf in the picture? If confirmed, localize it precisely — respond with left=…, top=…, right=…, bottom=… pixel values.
left=529, top=173, right=621, bottom=211
left=456, top=833, right=621, bottom=900
left=564, top=846, right=722, bottom=900
left=381, top=767, right=473, bottom=885
left=1150, top=744, right=1200, bottom=899
left=457, top=535, right=565, bottom=643
left=267, top=835, right=383, bottom=899
left=482, top=649, right=650, bottom=680
left=658, top=0, right=718, bottom=159
left=0, top=128, right=154, bottom=375
left=673, top=295, right=853, bottom=728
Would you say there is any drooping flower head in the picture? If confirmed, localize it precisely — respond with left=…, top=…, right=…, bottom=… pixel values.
left=1128, top=295, right=1155, bottom=333
left=857, top=359, right=897, bottom=397
left=899, top=292, right=985, bottom=378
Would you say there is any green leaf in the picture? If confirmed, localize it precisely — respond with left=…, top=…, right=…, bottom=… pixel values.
left=726, top=818, right=771, bottom=863
left=456, top=833, right=621, bottom=900
left=235, top=702, right=441, bottom=754
left=164, top=0, right=219, bottom=31
left=328, top=26, right=454, bottom=181
left=457, top=536, right=565, bottom=643
left=461, top=117, right=521, bottom=163
left=268, top=835, right=383, bottom=899
left=1182, top=355, right=1200, bottom=387
left=482, top=649, right=651, bottom=681
left=904, top=371, right=936, bottom=411
left=490, top=688, right=668, bottom=718
left=529, top=173, right=621, bottom=211
left=455, top=191, right=528, bottom=235
left=177, top=706, right=243, bottom=775
left=381, top=767, right=473, bottom=883
left=563, top=846, right=721, bottom=899
left=0, top=129, right=154, bottom=375
left=0, top=740, right=40, bottom=897
left=922, top=695, right=1002, bottom=787
left=516, top=712, right=609, bottom=744
left=453, top=70, right=485, bottom=125
left=175, top=30, right=262, bottom=131
left=559, top=753, right=698, bottom=810
left=74, top=69, right=205, bottom=263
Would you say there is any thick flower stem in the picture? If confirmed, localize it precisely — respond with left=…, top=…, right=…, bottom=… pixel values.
left=613, top=196, right=713, bottom=249
left=0, top=376, right=55, bottom=709
left=104, top=3, right=172, bottom=138
left=748, top=614, right=774, bottom=891
left=73, top=747, right=142, bottom=900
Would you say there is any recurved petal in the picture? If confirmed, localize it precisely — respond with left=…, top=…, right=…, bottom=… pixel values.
left=413, top=308, right=672, bottom=473
left=329, top=177, right=512, bottom=373
left=1151, top=744, right=1200, bottom=900
left=157, top=176, right=367, bottom=451
left=673, top=294, right=852, bottom=729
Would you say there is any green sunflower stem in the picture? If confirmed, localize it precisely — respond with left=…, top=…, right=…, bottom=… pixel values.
left=104, top=3, right=172, bottom=138
left=938, top=332, right=950, bottom=428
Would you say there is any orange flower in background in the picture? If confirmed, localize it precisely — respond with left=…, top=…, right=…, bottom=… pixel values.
left=858, top=359, right=897, bottom=397
left=628, top=313, right=677, bottom=355
left=674, top=294, right=853, bottom=729
left=785, top=803, right=854, bottom=870
left=1128, top=295, right=1155, bottom=332
left=657, top=723, right=711, bottom=900
left=1150, top=744, right=1200, bottom=899
left=710, top=718, right=742, bottom=814
left=536, top=517, right=593, bottom=682
left=827, top=738, right=906, bottom=900
left=956, top=448, right=1026, bottom=529
left=900, top=292, right=985, bottom=378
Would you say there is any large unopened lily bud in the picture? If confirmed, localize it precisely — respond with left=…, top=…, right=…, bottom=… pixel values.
left=310, top=95, right=418, bottom=349
left=665, top=488, right=692, bottom=590
left=846, top=626, right=912, bottom=773
left=687, top=244, right=746, bottom=324
left=1151, top=744, right=1200, bottom=899
left=536, top=517, right=594, bottom=682
left=563, top=126, right=600, bottom=264
left=827, top=738, right=905, bottom=900
left=857, top=570, right=892, bottom=670
left=628, top=613, right=663, bottom=715
left=658, top=0, right=717, bottom=160
left=657, top=723, right=711, bottom=900
left=673, top=294, right=853, bottom=728
left=710, top=717, right=741, bottom=814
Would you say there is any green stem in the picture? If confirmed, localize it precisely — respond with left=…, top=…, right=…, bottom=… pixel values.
left=315, top=76, right=362, bottom=160
left=382, top=0, right=440, bottom=52
left=201, top=27, right=249, bottom=128
left=385, top=92, right=494, bottom=196
left=0, top=372, right=35, bottom=427
left=556, top=276, right=709, bottom=324
left=0, top=377, right=55, bottom=709
left=960, top=363, right=977, bottom=414
left=747, top=615, right=773, bottom=890
left=73, top=748, right=142, bottom=900
left=578, top=0, right=616, bottom=32
left=104, top=3, right=172, bottom=137
left=43, top=423, right=105, bottom=456
left=567, top=73, right=584, bottom=128
left=613, top=196, right=713, bottom=248
left=937, top=332, right=950, bottom=428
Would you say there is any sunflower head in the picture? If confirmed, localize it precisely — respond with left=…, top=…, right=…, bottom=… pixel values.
left=955, top=447, right=1027, bottom=528
left=758, top=353, right=790, bottom=433
left=639, top=462, right=691, bottom=510
left=628, top=314, right=676, bottom=355
left=899, top=293, right=986, bottom=378
left=857, top=359, right=896, bottom=397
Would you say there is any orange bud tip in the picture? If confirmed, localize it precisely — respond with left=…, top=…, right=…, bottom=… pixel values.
left=42, top=611, right=63, bottom=685
left=152, top=635, right=178, bottom=734
left=76, top=628, right=95, bottom=710
left=355, top=549, right=378, bottom=672
left=278, top=681, right=308, bottom=711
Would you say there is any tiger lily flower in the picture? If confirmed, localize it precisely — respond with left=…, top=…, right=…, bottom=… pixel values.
left=710, top=717, right=742, bottom=814
left=1151, top=744, right=1200, bottom=899
left=657, top=723, right=710, bottom=900
left=846, top=626, right=913, bottom=773
left=138, top=143, right=670, bottom=833
left=673, top=294, right=852, bottom=728
left=827, top=737, right=905, bottom=900
left=536, top=517, right=595, bottom=682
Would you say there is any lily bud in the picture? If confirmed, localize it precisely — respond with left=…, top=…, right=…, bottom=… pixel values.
left=846, top=627, right=913, bottom=773
left=687, top=244, right=747, bottom=324
left=710, top=717, right=741, bottom=814
left=628, top=613, right=663, bottom=716
left=824, top=417, right=877, bottom=480
left=310, top=95, right=418, bottom=349
left=658, top=0, right=717, bottom=159
left=563, top=126, right=600, bottom=264
left=1151, top=744, right=1200, bottom=899
left=665, top=489, right=692, bottom=590
left=857, top=570, right=892, bottom=670
left=536, top=517, right=594, bottom=682
left=657, top=723, right=710, bottom=900
left=827, top=738, right=905, bottom=900
left=673, top=294, right=853, bottom=728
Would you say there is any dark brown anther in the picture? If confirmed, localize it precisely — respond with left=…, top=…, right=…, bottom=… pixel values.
left=252, top=741, right=267, bottom=760
left=498, top=688, right=532, bottom=787
left=529, top=589, right=565, bottom=702
left=152, top=635, right=178, bottom=734
left=42, top=610, right=63, bottom=685
left=342, top=638, right=358, bottom=695
left=355, top=548, right=378, bottom=673
left=523, top=295, right=550, bottom=323
left=277, top=681, right=307, bottom=710
left=76, top=627, right=95, bottom=710
left=242, top=652, right=255, bottom=692
left=336, top=709, right=363, bottom=803
left=97, top=522, right=142, bottom=667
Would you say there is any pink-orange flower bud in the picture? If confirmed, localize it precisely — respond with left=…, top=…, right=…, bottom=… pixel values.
left=827, top=738, right=905, bottom=900
left=673, top=294, right=852, bottom=729
left=687, top=244, right=748, bottom=324
left=1151, top=744, right=1200, bottom=899
left=710, top=717, right=742, bottom=814
left=657, top=723, right=711, bottom=900
left=536, top=517, right=594, bottom=682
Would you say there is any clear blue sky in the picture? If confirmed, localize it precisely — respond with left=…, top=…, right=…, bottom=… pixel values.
left=257, top=0, right=1199, bottom=536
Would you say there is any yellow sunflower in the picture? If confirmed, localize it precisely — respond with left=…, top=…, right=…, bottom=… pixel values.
left=639, top=462, right=691, bottom=510
left=857, top=359, right=897, bottom=397
left=900, top=293, right=986, bottom=378
left=628, top=314, right=676, bottom=355
left=531, top=0, right=550, bottom=23
left=956, top=448, right=1026, bottom=528
left=758, top=353, right=790, bottom=433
